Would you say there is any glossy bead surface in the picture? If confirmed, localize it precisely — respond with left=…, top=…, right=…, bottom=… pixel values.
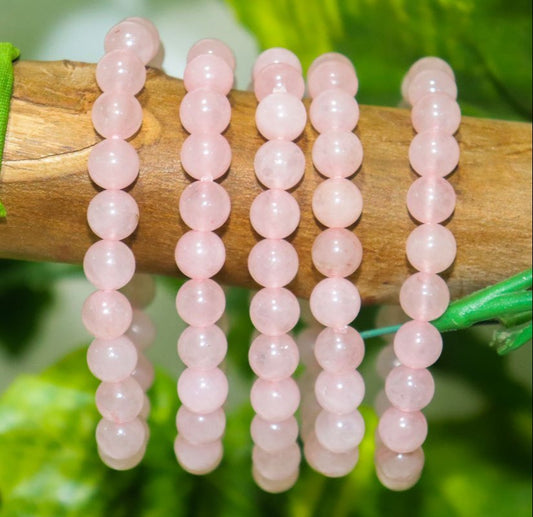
left=95, top=377, right=144, bottom=422
left=312, top=178, right=363, bottom=228
left=378, top=407, right=428, bottom=453
left=312, top=228, right=362, bottom=277
left=126, top=308, right=156, bottom=349
left=96, top=49, right=146, bottom=94
left=310, top=277, right=361, bottom=328
left=304, top=432, right=359, bottom=478
left=252, top=466, right=298, bottom=493
left=256, top=93, right=307, bottom=141
left=121, top=274, right=156, bottom=309
left=104, top=19, right=159, bottom=65
left=252, top=443, right=301, bottom=480
left=88, top=139, right=139, bottom=190
left=254, top=140, right=305, bottom=190
left=249, top=287, right=300, bottom=335
left=82, top=290, right=132, bottom=340
left=314, top=370, right=365, bottom=413
left=250, top=189, right=300, bottom=238
left=406, top=223, right=456, bottom=273
left=174, top=435, right=223, bottom=474
left=308, top=60, right=358, bottom=98
left=98, top=445, right=145, bottom=470
left=184, top=54, right=233, bottom=95
left=96, top=417, right=147, bottom=460
left=131, top=352, right=155, bottom=391
left=251, top=377, right=300, bottom=422
left=310, top=89, right=359, bottom=133
left=314, top=326, right=365, bottom=373
left=177, top=324, right=227, bottom=369
left=248, top=239, right=299, bottom=287
left=411, top=93, right=461, bottom=134
left=407, top=176, right=456, bottom=223
left=375, top=446, right=425, bottom=491
left=393, top=320, right=443, bottom=369
left=385, top=366, right=435, bottom=411
left=399, top=272, right=450, bottom=321
left=92, top=92, right=143, bottom=139
left=180, top=133, right=232, bottom=181
left=180, top=89, right=231, bottom=134
left=254, top=63, right=305, bottom=101
left=249, top=333, right=299, bottom=380
left=176, top=406, right=226, bottom=444
left=409, top=131, right=460, bottom=177
left=175, top=230, right=225, bottom=279
left=253, top=47, right=301, bottom=79
left=315, top=409, right=365, bottom=453
left=312, top=131, right=363, bottom=178
left=87, top=336, right=138, bottom=382
left=177, top=367, right=228, bottom=414
left=408, top=69, right=457, bottom=105
left=187, top=38, right=236, bottom=71
left=251, top=415, right=299, bottom=452
left=176, top=279, right=225, bottom=327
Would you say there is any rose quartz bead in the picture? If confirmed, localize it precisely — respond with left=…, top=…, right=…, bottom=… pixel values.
left=375, top=446, right=425, bottom=491
left=249, top=287, right=300, bottom=335
left=407, top=176, right=456, bottom=223
left=256, top=93, right=307, bottom=141
left=248, top=239, right=299, bottom=287
left=251, top=377, right=300, bottom=422
left=411, top=93, right=461, bottom=134
left=308, top=60, right=358, bottom=98
left=376, top=344, right=401, bottom=380
left=121, top=274, right=156, bottom=309
left=399, top=272, right=450, bottom=321
left=315, top=409, right=365, bottom=453
left=175, top=230, right=225, bottom=279
left=385, top=366, right=435, bottom=411
left=304, top=432, right=359, bottom=477
left=98, top=444, right=145, bottom=470
left=254, top=140, right=305, bottom=190
left=96, top=417, right=147, bottom=460
left=253, top=443, right=301, bottom=480
left=312, top=228, right=362, bottom=277
left=408, top=69, right=457, bottom=106
left=409, top=131, right=460, bottom=177
left=104, top=19, right=159, bottom=65
left=87, top=335, right=138, bottom=382
left=83, top=240, right=136, bottom=291
left=254, top=63, right=305, bottom=101
left=184, top=54, right=233, bottom=95
left=249, top=333, right=300, bottom=380
left=250, top=189, right=300, bottom=238
left=174, top=435, right=223, bottom=474
left=180, top=133, right=231, bottom=181
left=96, top=49, right=146, bottom=95
left=312, top=131, right=363, bottom=178
left=312, top=178, right=363, bottom=228
left=177, top=367, right=228, bottom=414
left=126, top=308, right=156, bottom=349
left=179, top=181, right=231, bottom=232
left=176, top=406, right=226, bottom=444
left=314, top=326, right=365, bottom=373
left=406, top=223, right=457, bottom=273
left=308, top=52, right=354, bottom=79
left=252, top=47, right=302, bottom=79
left=92, top=92, right=143, bottom=139
left=177, top=324, right=227, bottom=369
left=315, top=370, right=365, bottom=414
left=251, top=415, right=299, bottom=453
left=310, top=89, right=359, bottom=133
left=126, top=17, right=159, bottom=43
left=179, top=90, right=231, bottom=134
left=82, top=290, right=132, bottom=339
left=187, top=38, right=236, bottom=71
left=394, top=320, right=443, bottom=369
left=310, top=277, right=361, bottom=328
left=378, top=407, right=428, bottom=453
left=176, top=279, right=225, bottom=327
left=253, top=465, right=299, bottom=493
left=95, top=377, right=144, bottom=422
left=132, top=352, right=155, bottom=391
left=402, top=56, right=455, bottom=102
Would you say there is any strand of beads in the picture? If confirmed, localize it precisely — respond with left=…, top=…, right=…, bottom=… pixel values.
left=375, top=57, right=459, bottom=491
left=248, top=48, right=306, bottom=493
left=174, top=39, right=235, bottom=475
left=83, top=17, right=160, bottom=469
left=303, top=53, right=365, bottom=478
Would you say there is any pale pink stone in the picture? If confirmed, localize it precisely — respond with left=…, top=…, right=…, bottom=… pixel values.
left=95, top=377, right=144, bottom=422
left=411, top=93, right=461, bottom=134
left=176, top=279, right=225, bottom=326
left=376, top=344, right=401, bottom=380
left=304, top=431, right=359, bottom=477
left=308, top=60, right=358, bottom=98
left=96, top=417, right=147, bottom=460
left=378, top=407, right=428, bottom=453
left=251, top=377, right=300, bottom=422
left=409, top=131, right=460, bottom=177
left=175, top=230, right=225, bottom=279
left=312, top=228, right=362, bottom=277
left=394, top=321, right=443, bottom=369
left=310, top=89, right=359, bottom=133
left=180, top=133, right=231, bottom=181
left=176, top=406, right=226, bottom=444
left=120, top=274, right=156, bottom=309
left=132, top=352, right=155, bottom=391
left=179, top=90, right=231, bottom=134
left=184, top=54, right=233, bottom=95
left=310, top=277, right=361, bottom=328
left=187, top=38, right=236, bottom=71
left=96, top=49, right=146, bottom=95
left=177, top=324, right=227, bottom=369
left=126, top=308, right=156, bottom=349
left=254, top=63, right=305, bottom=101
left=87, top=335, right=138, bottom=382
left=315, top=409, right=365, bottom=453
left=177, top=367, right=228, bottom=413
left=408, top=69, right=457, bottom=106
left=179, top=181, right=231, bottom=231
left=174, top=435, right=223, bottom=474
left=249, top=333, right=299, bottom=380
left=406, top=223, right=456, bottom=273
left=307, top=53, right=355, bottom=80
left=250, top=287, right=300, bottom=335
left=104, top=19, right=159, bottom=65
left=98, top=444, right=145, bottom=470
left=402, top=57, right=455, bottom=102
left=250, top=189, right=300, bottom=239
left=374, top=389, right=391, bottom=417
left=250, top=415, right=299, bottom=453
left=82, top=290, right=132, bottom=339
left=385, top=366, right=435, bottom=411
left=248, top=239, right=299, bottom=288
left=375, top=446, right=425, bottom=491
left=252, top=466, right=299, bottom=493
left=312, top=131, right=363, bottom=179
left=315, top=370, right=365, bottom=413
left=256, top=92, right=307, bottom=141
left=407, top=176, right=456, bottom=223
left=252, top=443, right=301, bottom=480
left=399, top=272, right=450, bottom=321
left=312, top=178, right=363, bottom=228
left=126, top=17, right=159, bottom=45
left=314, top=326, right=364, bottom=373
left=92, top=92, right=143, bottom=139
left=253, top=47, right=302, bottom=79
left=254, top=140, right=305, bottom=190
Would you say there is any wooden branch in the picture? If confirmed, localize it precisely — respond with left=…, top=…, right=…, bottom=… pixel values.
left=1, top=60, right=531, bottom=304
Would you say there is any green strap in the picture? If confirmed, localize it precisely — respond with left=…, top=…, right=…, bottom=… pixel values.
left=0, top=42, right=21, bottom=218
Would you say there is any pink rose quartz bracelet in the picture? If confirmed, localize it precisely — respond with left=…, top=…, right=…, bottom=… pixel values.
left=375, top=57, right=459, bottom=491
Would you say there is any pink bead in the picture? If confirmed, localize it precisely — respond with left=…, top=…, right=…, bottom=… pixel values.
left=411, top=93, right=461, bottom=134
left=251, top=415, right=299, bottom=452
left=315, top=409, right=365, bottom=453
left=407, top=176, right=456, bottom=223
left=378, top=407, right=428, bottom=453
left=174, top=435, right=223, bottom=475
left=96, top=49, right=146, bottom=95
left=180, top=133, right=231, bottom=181
left=254, top=140, right=305, bottom=190
left=250, top=189, right=300, bottom=239
left=252, top=443, right=301, bottom=480
left=314, top=326, right=365, bottom=373
left=126, top=308, right=156, bottom=349
left=98, top=444, right=145, bottom=470
left=82, top=290, right=132, bottom=339
left=177, top=367, right=228, bottom=414
left=310, top=277, right=361, bottom=328
left=88, top=139, right=139, bottom=190
left=92, top=92, right=143, bottom=139
left=385, top=366, right=435, bottom=411
left=179, top=180, right=230, bottom=231
left=187, top=38, right=236, bottom=71
left=403, top=57, right=455, bottom=101
left=308, top=60, right=358, bottom=98
left=95, top=377, right=144, bottom=422
left=87, top=335, right=138, bottom=382
left=176, top=279, right=225, bottom=327
left=399, top=272, right=450, bottom=321
left=125, top=17, right=159, bottom=44
left=376, top=344, right=401, bottom=380
left=253, top=47, right=302, bottom=79
left=180, top=90, right=231, bottom=134
left=312, top=228, right=362, bottom=277
left=176, top=406, right=226, bottom=444
left=308, top=52, right=354, bottom=79
left=394, top=320, right=443, bottom=369
left=312, top=131, right=363, bottom=178
left=406, top=223, right=456, bottom=273
left=315, top=370, right=365, bottom=413
left=83, top=240, right=136, bottom=290
left=312, top=178, right=363, bottom=228
left=132, top=352, right=155, bottom=391
left=304, top=431, right=359, bottom=478
left=121, top=274, right=156, bottom=309
left=249, top=287, right=300, bottom=335
left=104, top=19, right=159, bottom=65
left=409, top=131, right=460, bottom=177
left=408, top=69, right=457, bottom=106
left=310, top=89, right=359, bottom=133
left=248, top=239, right=299, bottom=287
left=177, top=324, right=227, bottom=369
left=184, top=54, right=234, bottom=95
left=256, top=93, right=307, bottom=141
left=252, top=466, right=298, bottom=493
left=175, top=230, right=225, bottom=279
left=249, top=333, right=300, bottom=380
left=254, top=63, right=305, bottom=101
left=375, top=446, right=425, bottom=491
left=251, top=377, right=300, bottom=422
left=96, top=417, right=147, bottom=460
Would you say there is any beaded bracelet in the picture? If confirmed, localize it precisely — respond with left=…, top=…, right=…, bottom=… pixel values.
left=83, top=17, right=160, bottom=469
left=174, top=38, right=235, bottom=475
left=375, top=57, right=459, bottom=490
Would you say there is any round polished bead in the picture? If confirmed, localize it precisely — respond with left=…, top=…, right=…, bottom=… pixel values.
left=96, top=49, right=146, bottom=95
left=376, top=344, right=401, bottom=380
left=394, top=320, right=443, bottom=369
left=87, top=335, right=138, bottom=382
left=253, top=47, right=302, bottom=79
left=399, top=272, right=450, bottom=321
left=251, top=377, right=300, bottom=422
left=375, top=446, right=425, bottom=491
left=92, top=92, right=143, bottom=139
left=252, top=443, right=301, bottom=481
left=180, top=90, right=231, bottom=134
left=177, top=324, right=227, bottom=369
left=409, top=131, right=460, bottom=177
left=174, top=435, right=223, bottom=475
left=308, top=60, right=358, bottom=98
left=250, top=189, right=300, bottom=239
left=176, top=406, right=226, bottom=444
left=175, top=230, right=225, bottom=279
left=187, top=38, right=236, bottom=71
left=248, top=239, right=298, bottom=287
left=251, top=415, right=299, bottom=453
left=378, top=407, right=428, bottom=453
left=312, top=178, right=363, bottom=228
left=315, top=370, right=365, bottom=413
left=88, top=139, right=139, bottom=190
left=385, top=366, right=435, bottom=411
left=104, top=19, right=159, bottom=65
left=254, top=63, right=305, bottom=101
left=308, top=52, right=355, bottom=79
left=304, top=431, right=359, bottom=478
left=82, top=290, right=132, bottom=340
left=250, top=287, right=300, bottom=335
left=315, top=409, right=365, bottom=453
left=406, top=223, right=457, bottom=273
left=177, top=367, right=228, bottom=414
left=411, top=93, right=461, bottom=134
left=126, top=17, right=159, bottom=43
left=310, top=277, right=361, bottom=328
left=252, top=465, right=299, bottom=493
left=310, top=89, right=359, bottom=133
left=256, top=92, right=307, bottom=141
left=184, top=54, right=233, bottom=95
left=249, top=333, right=299, bottom=380
left=121, top=274, right=156, bottom=309
left=180, top=133, right=231, bottom=181
left=408, top=69, right=457, bottom=106
left=131, top=352, right=155, bottom=391
left=95, top=377, right=144, bottom=422
left=96, top=417, right=147, bottom=460
left=254, top=140, right=305, bottom=190
left=126, top=308, right=156, bottom=349
left=314, top=326, right=365, bottom=373
left=98, top=444, right=145, bottom=470
left=312, top=228, right=362, bottom=277
left=312, top=131, right=363, bottom=178
left=176, top=279, right=225, bottom=327
left=402, top=57, right=455, bottom=101
left=407, top=176, right=456, bottom=223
